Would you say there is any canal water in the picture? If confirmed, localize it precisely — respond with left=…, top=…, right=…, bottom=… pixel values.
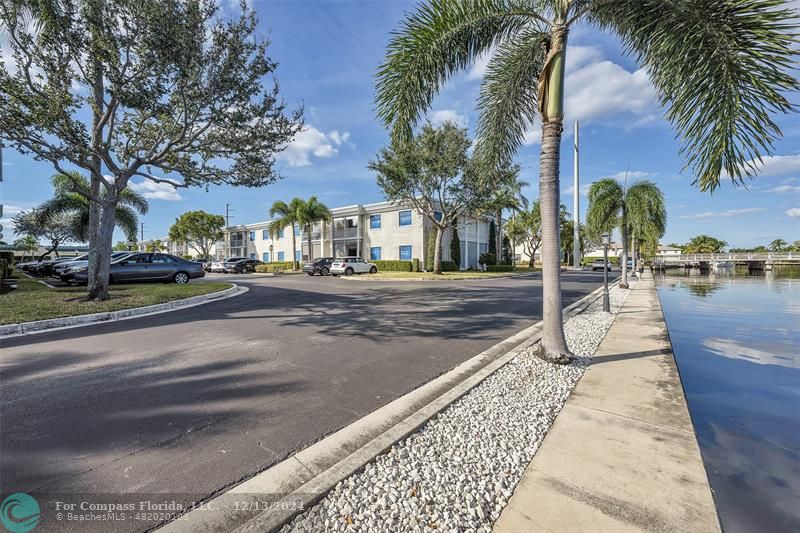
left=654, top=267, right=800, bottom=533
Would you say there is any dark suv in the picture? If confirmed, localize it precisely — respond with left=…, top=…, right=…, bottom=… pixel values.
left=302, top=257, right=335, bottom=276
left=223, top=258, right=262, bottom=273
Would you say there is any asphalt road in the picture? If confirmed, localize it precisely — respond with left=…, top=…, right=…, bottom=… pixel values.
left=0, top=271, right=605, bottom=531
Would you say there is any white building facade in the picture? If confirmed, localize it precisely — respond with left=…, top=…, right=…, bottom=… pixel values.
left=220, top=201, right=491, bottom=270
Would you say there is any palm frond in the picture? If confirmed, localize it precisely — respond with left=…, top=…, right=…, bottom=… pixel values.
left=626, top=180, right=667, bottom=239
left=474, top=27, right=547, bottom=171
left=586, top=177, right=624, bottom=233
left=114, top=205, right=140, bottom=242
left=375, top=0, right=542, bottom=145
left=118, top=186, right=149, bottom=215
left=591, top=0, right=799, bottom=191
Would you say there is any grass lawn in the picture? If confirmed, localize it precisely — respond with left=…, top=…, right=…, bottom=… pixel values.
left=347, top=268, right=538, bottom=281
left=1, top=276, right=232, bottom=325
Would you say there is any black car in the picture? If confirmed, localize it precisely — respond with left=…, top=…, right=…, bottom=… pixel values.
left=223, top=258, right=262, bottom=273
left=70, top=253, right=205, bottom=284
left=302, top=257, right=335, bottom=276
left=32, top=257, right=74, bottom=277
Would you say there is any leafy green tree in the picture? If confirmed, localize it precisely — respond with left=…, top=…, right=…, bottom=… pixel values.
left=587, top=178, right=665, bottom=287
left=374, top=0, right=797, bottom=363
left=296, top=197, right=332, bottom=262
left=36, top=172, right=147, bottom=243
left=683, top=235, right=728, bottom=254
left=269, top=199, right=303, bottom=270
left=13, top=209, right=77, bottom=258
left=560, top=219, right=586, bottom=266
left=426, top=230, right=437, bottom=271
left=484, top=163, right=527, bottom=256
left=370, top=122, right=490, bottom=274
left=768, top=238, right=787, bottom=252
left=450, top=226, right=461, bottom=268
left=790, top=241, right=800, bottom=252
left=113, top=241, right=133, bottom=251
left=14, top=235, right=39, bottom=261
left=506, top=200, right=542, bottom=268
left=1, top=1, right=302, bottom=300
left=168, top=210, right=226, bottom=260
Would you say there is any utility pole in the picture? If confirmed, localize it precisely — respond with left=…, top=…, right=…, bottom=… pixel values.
left=573, top=120, right=580, bottom=268
left=140, top=222, right=145, bottom=243
left=224, top=203, right=234, bottom=258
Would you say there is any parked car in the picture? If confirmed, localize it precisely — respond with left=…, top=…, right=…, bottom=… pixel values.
left=70, top=253, right=205, bottom=284
left=208, top=257, right=248, bottom=273
left=223, top=258, right=262, bottom=273
left=59, top=252, right=133, bottom=283
left=53, top=254, right=89, bottom=277
left=591, top=258, right=611, bottom=272
left=31, top=257, right=74, bottom=277
left=302, top=257, right=335, bottom=276
left=330, top=257, right=378, bottom=276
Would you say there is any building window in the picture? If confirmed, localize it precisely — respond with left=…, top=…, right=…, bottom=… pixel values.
left=262, top=229, right=269, bottom=240
left=277, top=228, right=284, bottom=239
left=263, top=252, right=270, bottom=262
left=249, top=231, right=255, bottom=241
left=295, top=250, right=301, bottom=261
left=399, top=210, right=412, bottom=226
left=399, top=245, right=412, bottom=260
left=277, top=251, right=285, bottom=262
left=370, top=214, right=382, bottom=229
left=370, top=247, right=382, bottom=260
left=294, top=225, right=301, bottom=236
left=250, top=252, right=256, bottom=260
left=433, top=211, right=443, bottom=222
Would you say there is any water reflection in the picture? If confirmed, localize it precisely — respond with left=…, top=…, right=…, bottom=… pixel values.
left=655, top=267, right=800, bottom=533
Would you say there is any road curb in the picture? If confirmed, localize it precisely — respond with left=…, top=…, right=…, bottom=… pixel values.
left=0, top=284, right=247, bottom=339
left=158, top=279, right=617, bottom=533
left=337, top=272, right=539, bottom=282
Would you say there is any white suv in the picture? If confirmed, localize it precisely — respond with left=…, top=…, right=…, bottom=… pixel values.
left=330, top=257, right=378, bottom=276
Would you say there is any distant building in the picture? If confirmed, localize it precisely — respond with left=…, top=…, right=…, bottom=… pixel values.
left=140, top=200, right=492, bottom=270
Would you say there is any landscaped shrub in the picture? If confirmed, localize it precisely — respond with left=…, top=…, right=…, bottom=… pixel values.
left=0, top=258, right=8, bottom=279
left=0, top=251, right=13, bottom=267
left=372, top=260, right=412, bottom=272
left=255, top=261, right=295, bottom=273
left=181, top=254, right=193, bottom=260
left=440, top=261, right=458, bottom=272
left=479, top=252, right=496, bottom=266
left=412, top=258, right=420, bottom=272
left=582, top=256, right=620, bottom=266
left=487, top=265, right=514, bottom=272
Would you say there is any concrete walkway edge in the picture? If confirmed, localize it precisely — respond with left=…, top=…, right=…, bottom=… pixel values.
left=158, top=279, right=619, bottom=533
left=492, top=272, right=720, bottom=532
left=0, top=284, right=247, bottom=339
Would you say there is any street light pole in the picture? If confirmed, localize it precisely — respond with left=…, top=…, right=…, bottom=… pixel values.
left=601, top=232, right=611, bottom=312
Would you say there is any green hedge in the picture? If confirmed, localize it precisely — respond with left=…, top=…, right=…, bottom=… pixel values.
left=0, top=258, right=8, bottom=279
left=487, top=265, right=514, bottom=272
left=255, top=261, right=295, bottom=273
left=582, top=256, right=620, bottom=266
left=440, top=261, right=458, bottom=272
left=412, top=258, right=420, bottom=272
left=372, top=260, right=412, bottom=272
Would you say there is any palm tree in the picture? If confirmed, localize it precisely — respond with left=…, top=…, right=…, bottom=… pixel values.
left=486, top=164, right=529, bottom=259
left=587, top=178, right=665, bottom=287
left=374, top=1, right=797, bottom=364
left=296, top=196, right=333, bottom=262
left=683, top=235, right=728, bottom=254
left=269, top=198, right=303, bottom=270
left=768, top=238, right=787, bottom=252
left=36, top=171, right=148, bottom=243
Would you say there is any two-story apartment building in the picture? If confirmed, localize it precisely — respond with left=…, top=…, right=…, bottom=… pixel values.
left=220, top=200, right=491, bottom=270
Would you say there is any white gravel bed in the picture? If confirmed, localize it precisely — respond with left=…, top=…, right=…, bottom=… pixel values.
left=282, top=281, right=635, bottom=533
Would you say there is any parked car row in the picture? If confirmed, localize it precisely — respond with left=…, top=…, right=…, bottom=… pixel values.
left=16, top=252, right=205, bottom=284
left=303, top=257, right=379, bottom=276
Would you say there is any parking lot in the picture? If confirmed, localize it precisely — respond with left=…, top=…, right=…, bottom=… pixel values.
left=1, top=270, right=606, bottom=531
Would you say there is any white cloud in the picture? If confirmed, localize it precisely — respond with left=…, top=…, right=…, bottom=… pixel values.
left=565, top=60, right=656, bottom=123
left=680, top=208, right=764, bottom=220
left=522, top=127, right=541, bottom=146
left=129, top=180, right=183, bottom=201
left=722, top=154, right=800, bottom=180
left=787, top=208, right=800, bottom=218
left=767, top=185, right=800, bottom=193
left=605, top=170, right=652, bottom=182
left=467, top=50, right=493, bottom=80
left=278, top=125, right=351, bottom=167
left=468, top=44, right=601, bottom=81
left=429, top=109, right=468, bottom=128
left=561, top=183, right=591, bottom=197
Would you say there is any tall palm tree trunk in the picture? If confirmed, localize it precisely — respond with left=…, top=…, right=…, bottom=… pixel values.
left=306, top=225, right=313, bottom=261
left=495, top=210, right=503, bottom=263
left=433, top=226, right=443, bottom=274
left=536, top=26, right=572, bottom=364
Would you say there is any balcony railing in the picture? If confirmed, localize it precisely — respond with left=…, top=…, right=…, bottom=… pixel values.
left=332, top=227, right=358, bottom=239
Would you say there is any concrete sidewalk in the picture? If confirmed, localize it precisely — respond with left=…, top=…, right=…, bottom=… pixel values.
left=493, top=273, right=720, bottom=532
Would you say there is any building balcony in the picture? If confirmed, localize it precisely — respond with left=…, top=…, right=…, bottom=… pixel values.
left=332, top=227, right=359, bottom=239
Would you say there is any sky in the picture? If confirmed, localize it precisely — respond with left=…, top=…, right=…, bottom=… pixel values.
left=1, top=0, right=799, bottom=249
